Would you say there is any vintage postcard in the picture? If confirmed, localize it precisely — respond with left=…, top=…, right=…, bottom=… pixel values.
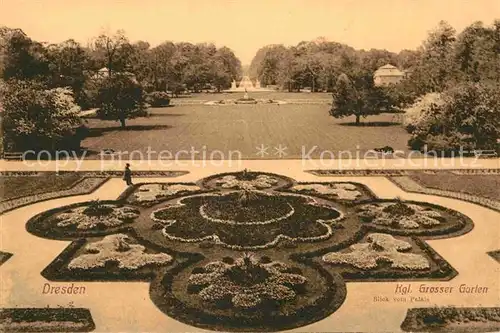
left=0, top=0, right=499, bottom=332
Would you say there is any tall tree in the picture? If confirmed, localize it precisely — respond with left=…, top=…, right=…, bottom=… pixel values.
left=396, top=49, right=420, bottom=70
left=330, top=73, right=391, bottom=124
left=129, top=40, right=152, bottom=85
left=96, top=74, right=145, bottom=128
left=454, top=21, right=499, bottom=83
left=46, top=39, right=89, bottom=104
left=92, top=30, right=132, bottom=75
left=1, top=27, right=49, bottom=81
left=412, top=21, right=458, bottom=93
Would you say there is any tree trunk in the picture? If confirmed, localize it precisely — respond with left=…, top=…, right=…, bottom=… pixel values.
left=355, top=114, right=361, bottom=125
left=119, top=116, right=126, bottom=128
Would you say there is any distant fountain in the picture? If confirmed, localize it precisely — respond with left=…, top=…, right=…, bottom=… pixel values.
left=237, top=88, right=257, bottom=104
left=226, top=76, right=273, bottom=92
left=239, top=76, right=255, bottom=90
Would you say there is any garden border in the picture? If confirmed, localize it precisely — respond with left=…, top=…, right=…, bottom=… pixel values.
left=388, top=176, right=500, bottom=213
left=0, top=307, right=96, bottom=332
left=307, top=168, right=500, bottom=177
left=0, top=177, right=110, bottom=215
left=0, top=251, right=13, bottom=266
left=486, top=250, right=500, bottom=264
left=0, top=170, right=190, bottom=215
left=400, top=307, right=500, bottom=332
left=0, top=174, right=86, bottom=203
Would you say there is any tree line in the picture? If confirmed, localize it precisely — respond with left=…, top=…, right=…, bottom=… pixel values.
left=0, top=28, right=242, bottom=153
left=249, top=20, right=500, bottom=97
left=0, top=28, right=242, bottom=108
left=327, top=20, right=500, bottom=151
left=248, top=20, right=500, bottom=150
left=249, top=37, right=408, bottom=92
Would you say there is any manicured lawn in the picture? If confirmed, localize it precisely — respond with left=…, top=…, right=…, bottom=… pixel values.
left=81, top=103, right=410, bottom=159
left=410, top=172, right=500, bottom=200
left=1, top=173, right=83, bottom=201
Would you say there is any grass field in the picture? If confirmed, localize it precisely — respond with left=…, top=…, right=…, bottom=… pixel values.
left=410, top=172, right=500, bottom=200
left=81, top=102, right=410, bottom=159
left=0, top=173, right=83, bottom=201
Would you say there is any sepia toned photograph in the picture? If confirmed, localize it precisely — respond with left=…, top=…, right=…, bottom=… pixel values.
left=0, top=1, right=499, bottom=332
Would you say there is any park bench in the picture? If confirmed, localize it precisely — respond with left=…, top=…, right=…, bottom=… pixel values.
left=472, top=149, right=498, bottom=158
left=3, top=152, right=24, bottom=160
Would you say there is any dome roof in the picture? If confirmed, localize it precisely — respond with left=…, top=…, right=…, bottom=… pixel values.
left=374, top=64, right=404, bottom=77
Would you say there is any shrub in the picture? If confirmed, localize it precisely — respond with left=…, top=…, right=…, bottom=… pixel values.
left=403, top=92, right=443, bottom=133
left=146, top=91, right=171, bottom=107
left=1, top=80, right=83, bottom=152
left=79, top=79, right=101, bottom=110
left=83, top=200, right=113, bottom=216
left=406, top=82, right=500, bottom=152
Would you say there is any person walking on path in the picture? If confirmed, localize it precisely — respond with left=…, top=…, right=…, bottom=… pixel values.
left=123, top=163, right=133, bottom=186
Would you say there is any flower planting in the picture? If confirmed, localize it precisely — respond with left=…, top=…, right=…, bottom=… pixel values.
left=152, top=191, right=342, bottom=249
left=322, top=233, right=430, bottom=270
left=56, top=202, right=139, bottom=230
left=130, top=183, right=202, bottom=206
left=68, top=234, right=172, bottom=270
left=357, top=201, right=445, bottom=229
left=291, top=183, right=363, bottom=200
left=188, top=254, right=307, bottom=308
left=215, top=174, right=279, bottom=190
left=201, top=171, right=294, bottom=190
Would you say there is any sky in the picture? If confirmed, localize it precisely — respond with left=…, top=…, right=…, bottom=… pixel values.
left=1, top=0, right=499, bottom=64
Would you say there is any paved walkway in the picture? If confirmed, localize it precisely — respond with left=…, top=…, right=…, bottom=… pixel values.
left=0, top=166, right=499, bottom=332
left=1, top=157, right=499, bottom=172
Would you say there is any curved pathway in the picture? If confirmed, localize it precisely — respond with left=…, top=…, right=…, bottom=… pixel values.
left=0, top=172, right=498, bottom=332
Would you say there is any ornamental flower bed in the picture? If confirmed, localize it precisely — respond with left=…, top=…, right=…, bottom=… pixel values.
left=132, top=184, right=202, bottom=205
left=215, top=174, right=279, bottom=190
left=322, top=233, right=430, bottom=270
left=151, top=191, right=342, bottom=249
left=68, top=234, right=172, bottom=270
left=188, top=254, right=306, bottom=308
left=23, top=170, right=474, bottom=332
left=56, top=202, right=139, bottom=230
left=357, top=201, right=444, bottom=229
left=291, top=183, right=363, bottom=200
